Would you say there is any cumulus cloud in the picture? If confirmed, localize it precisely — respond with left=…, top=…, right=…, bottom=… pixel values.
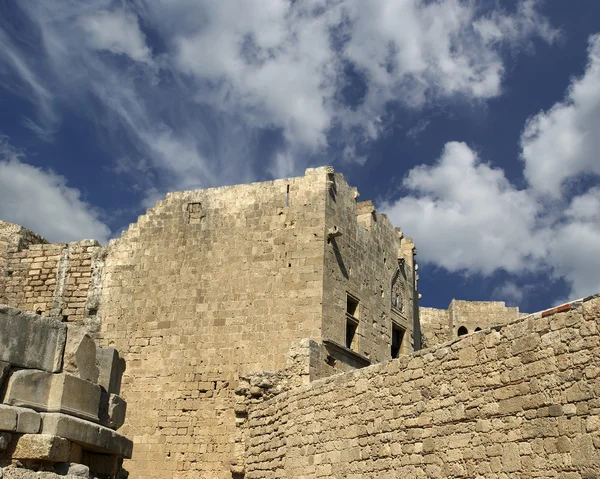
left=383, top=32, right=600, bottom=302
left=384, top=140, right=600, bottom=300
left=0, top=139, right=110, bottom=244
left=521, top=34, right=600, bottom=196
left=382, top=142, right=548, bottom=275
left=0, top=0, right=557, bottom=198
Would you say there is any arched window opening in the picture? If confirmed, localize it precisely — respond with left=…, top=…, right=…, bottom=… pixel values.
left=457, top=326, right=468, bottom=336
left=474, top=327, right=482, bottom=332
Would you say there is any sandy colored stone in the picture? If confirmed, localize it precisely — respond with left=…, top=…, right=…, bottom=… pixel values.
left=4, top=370, right=100, bottom=423
left=10, top=434, right=71, bottom=462
left=63, top=326, right=99, bottom=383
left=0, top=306, right=66, bottom=373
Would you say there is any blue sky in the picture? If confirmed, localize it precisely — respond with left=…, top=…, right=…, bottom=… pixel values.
left=0, top=0, right=599, bottom=313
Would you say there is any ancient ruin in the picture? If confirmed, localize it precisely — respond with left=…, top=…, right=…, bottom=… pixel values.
left=1, top=166, right=599, bottom=478
left=0, top=306, right=131, bottom=478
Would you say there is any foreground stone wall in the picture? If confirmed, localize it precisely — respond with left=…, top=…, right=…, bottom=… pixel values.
left=0, top=306, right=131, bottom=478
left=243, top=295, right=600, bottom=478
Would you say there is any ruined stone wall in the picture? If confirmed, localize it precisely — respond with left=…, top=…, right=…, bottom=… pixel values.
left=321, top=174, right=415, bottom=366
left=243, top=295, right=600, bottom=478
left=450, top=299, right=522, bottom=336
left=0, top=222, right=47, bottom=305
left=419, top=306, right=450, bottom=348
left=0, top=230, right=106, bottom=331
left=0, top=305, right=131, bottom=478
left=420, top=300, right=523, bottom=348
left=98, top=168, right=331, bottom=478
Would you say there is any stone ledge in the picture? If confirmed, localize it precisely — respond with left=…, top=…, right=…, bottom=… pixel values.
left=40, top=413, right=132, bottom=458
left=4, top=371, right=100, bottom=423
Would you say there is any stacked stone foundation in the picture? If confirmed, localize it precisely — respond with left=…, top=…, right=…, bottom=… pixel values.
left=0, top=306, right=132, bottom=478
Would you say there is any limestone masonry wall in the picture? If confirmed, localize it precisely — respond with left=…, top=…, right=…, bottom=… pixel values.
left=243, top=295, right=600, bottom=478
left=321, top=173, right=416, bottom=364
left=98, top=168, right=330, bottom=478
left=0, top=221, right=106, bottom=331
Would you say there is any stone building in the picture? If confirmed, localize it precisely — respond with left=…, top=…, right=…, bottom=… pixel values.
left=0, top=167, right=419, bottom=477
left=2, top=166, right=599, bottom=479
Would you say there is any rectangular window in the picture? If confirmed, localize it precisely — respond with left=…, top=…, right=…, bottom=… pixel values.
left=346, top=294, right=359, bottom=318
left=391, top=323, right=405, bottom=358
left=346, top=294, right=359, bottom=350
left=346, top=318, right=358, bottom=350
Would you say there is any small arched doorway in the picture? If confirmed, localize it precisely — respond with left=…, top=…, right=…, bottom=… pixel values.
left=457, top=326, right=468, bottom=336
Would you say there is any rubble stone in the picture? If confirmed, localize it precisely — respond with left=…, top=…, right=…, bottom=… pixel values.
left=63, top=326, right=99, bottom=383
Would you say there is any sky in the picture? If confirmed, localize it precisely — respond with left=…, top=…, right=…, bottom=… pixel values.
left=0, top=0, right=599, bottom=313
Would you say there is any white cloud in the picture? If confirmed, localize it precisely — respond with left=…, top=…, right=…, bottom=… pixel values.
left=79, top=10, right=153, bottom=64
left=0, top=29, right=59, bottom=139
left=382, top=142, right=548, bottom=276
left=0, top=139, right=110, bottom=244
left=383, top=32, right=600, bottom=302
left=521, top=34, right=600, bottom=196
left=0, top=0, right=557, bottom=196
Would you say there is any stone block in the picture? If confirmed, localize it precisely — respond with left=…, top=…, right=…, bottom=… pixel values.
left=4, top=370, right=100, bottom=423
left=41, top=413, right=133, bottom=458
left=15, top=408, right=41, bottom=434
left=0, top=404, right=18, bottom=432
left=107, top=394, right=126, bottom=431
left=0, top=306, right=67, bottom=373
left=96, top=348, right=125, bottom=395
left=9, top=434, right=71, bottom=462
left=63, top=326, right=99, bottom=383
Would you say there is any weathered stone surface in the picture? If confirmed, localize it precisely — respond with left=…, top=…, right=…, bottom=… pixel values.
left=95, top=348, right=124, bottom=396
left=63, top=326, right=99, bottom=383
left=0, top=404, right=17, bottom=432
left=0, top=306, right=66, bottom=373
left=9, top=434, right=71, bottom=462
left=99, top=394, right=126, bottom=431
left=242, top=296, right=600, bottom=478
left=40, top=413, right=133, bottom=458
left=4, top=370, right=100, bottom=423
left=14, top=408, right=41, bottom=434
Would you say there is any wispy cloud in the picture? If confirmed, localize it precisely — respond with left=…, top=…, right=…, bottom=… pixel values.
left=0, top=0, right=557, bottom=201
